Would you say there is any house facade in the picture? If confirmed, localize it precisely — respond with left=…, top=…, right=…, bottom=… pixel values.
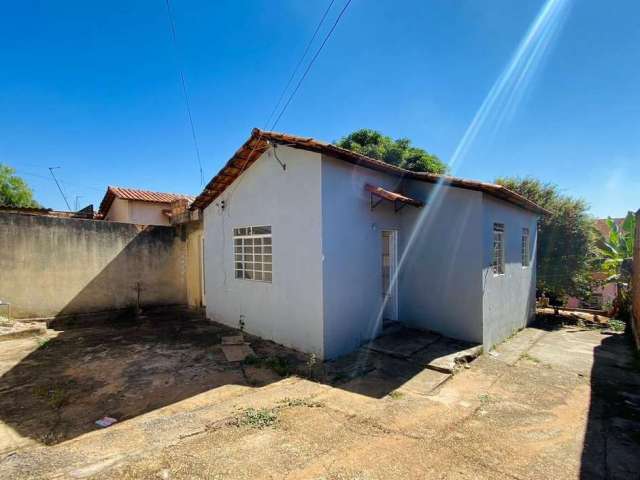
left=98, top=186, right=195, bottom=226
left=192, top=129, right=545, bottom=359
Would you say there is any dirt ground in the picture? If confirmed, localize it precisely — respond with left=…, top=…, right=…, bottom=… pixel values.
left=1, top=312, right=639, bottom=479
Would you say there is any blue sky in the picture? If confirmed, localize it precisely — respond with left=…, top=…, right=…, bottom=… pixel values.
left=1, top=1, right=638, bottom=217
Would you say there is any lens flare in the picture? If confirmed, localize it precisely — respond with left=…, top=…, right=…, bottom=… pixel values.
left=356, top=0, right=573, bottom=374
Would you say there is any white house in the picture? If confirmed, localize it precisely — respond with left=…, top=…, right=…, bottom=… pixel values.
left=191, top=129, right=547, bottom=360
left=98, top=186, right=195, bottom=226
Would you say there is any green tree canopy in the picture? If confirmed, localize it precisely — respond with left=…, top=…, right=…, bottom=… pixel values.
left=0, top=164, right=39, bottom=208
left=495, top=176, right=594, bottom=299
left=335, top=129, right=447, bottom=174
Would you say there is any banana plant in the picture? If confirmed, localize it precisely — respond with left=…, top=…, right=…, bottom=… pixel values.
left=594, top=212, right=635, bottom=282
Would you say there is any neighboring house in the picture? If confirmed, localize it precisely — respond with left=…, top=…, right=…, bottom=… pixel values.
left=191, top=129, right=546, bottom=360
left=98, top=186, right=195, bottom=226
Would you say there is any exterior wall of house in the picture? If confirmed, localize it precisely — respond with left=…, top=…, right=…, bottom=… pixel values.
left=481, top=194, right=538, bottom=350
left=0, top=211, right=187, bottom=319
left=184, top=222, right=204, bottom=309
left=129, top=200, right=171, bottom=226
left=202, top=146, right=325, bottom=357
left=104, top=198, right=171, bottom=226
left=320, top=156, right=404, bottom=359
left=104, top=197, right=129, bottom=222
left=320, top=156, right=486, bottom=358
left=398, top=181, right=484, bottom=344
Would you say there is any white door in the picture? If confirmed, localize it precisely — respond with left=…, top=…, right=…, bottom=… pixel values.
left=381, top=230, right=398, bottom=321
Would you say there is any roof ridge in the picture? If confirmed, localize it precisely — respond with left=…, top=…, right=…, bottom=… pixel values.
left=191, top=128, right=549, bottom=215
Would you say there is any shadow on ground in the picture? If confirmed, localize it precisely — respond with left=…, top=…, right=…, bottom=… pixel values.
left=0, top=309, right=306, bottom=448
left=0, top=310, right=475, bottom=449
left=533, top=312, right=640, bottom=479
left=580, top=329, right=640, bottom=479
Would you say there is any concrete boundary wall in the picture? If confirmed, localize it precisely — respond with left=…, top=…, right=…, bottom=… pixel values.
left=0, top=212, right=188, bottom=320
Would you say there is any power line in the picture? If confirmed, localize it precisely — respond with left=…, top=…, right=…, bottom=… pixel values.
left=229, top=0, right=348, bottom=194
left=164, top=0, right=205, bottom=186
left=16, top=169, right=103, bottom=192
left=271, top=0, right=353, bottom=130
left=264, top=0, right=337, bottom=129
left=227, top=0, right=353, bottom=199
left=48, top=167, right=72, bottom=211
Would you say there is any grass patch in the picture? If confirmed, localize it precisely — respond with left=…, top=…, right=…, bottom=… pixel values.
left=608, top=319, right=626, bottom=332
left=278, top=397, right=324, bottom=408
left=233, top=408, right=278, bottom=429
left=388, top=390, right=405, bottom=400
left=243, top=355, right=292, bottom=377
left=32, top=384, right=67, bottom=409
left=36, top=337, right=51, bottom=349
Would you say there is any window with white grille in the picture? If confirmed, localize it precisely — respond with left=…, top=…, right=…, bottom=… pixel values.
left=492, top=223, right=505, bottom=275
left=233, top=226, right=272, bottom=282
left=521, top=227, right=530, bottom=267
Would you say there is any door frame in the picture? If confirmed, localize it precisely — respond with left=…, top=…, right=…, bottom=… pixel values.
left=381, top=229, right=398, bottom=322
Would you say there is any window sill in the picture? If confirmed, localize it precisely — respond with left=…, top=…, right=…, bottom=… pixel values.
left=234, top=278, right=272, bottom=284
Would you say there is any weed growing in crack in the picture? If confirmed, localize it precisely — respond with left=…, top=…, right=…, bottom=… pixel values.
left=478, top=393, right=492, bottom=404
left=520, top=352, right=541, bottom=364
left=233, top=408, right=278, bottom=429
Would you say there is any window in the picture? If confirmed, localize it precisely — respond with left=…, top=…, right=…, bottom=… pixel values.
left=233, top=226, right=272, bottom=282
left=521, top=227, right=530, bottom=267
left=492, top=223, right=505, bottom=275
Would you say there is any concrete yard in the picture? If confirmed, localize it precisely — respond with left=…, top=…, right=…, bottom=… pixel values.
left=0, top=312, right=639, bottom=479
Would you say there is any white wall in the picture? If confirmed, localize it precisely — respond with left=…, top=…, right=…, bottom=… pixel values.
left=203, top=146, right=325, bottom=357
left=105, top=198, right=171, bottom=226
left=129, top=201, right=171, bottom=226
left=398, top=181, right=484, bottom=344
left=321, top=156, right=403, bottom=359
left=320, top=157, right=486, bottom=357
left=104, top=198, right=129, bottom=222
left=482, top=194, right=538, bottom=350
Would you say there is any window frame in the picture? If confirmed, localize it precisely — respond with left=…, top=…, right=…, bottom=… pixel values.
left=492, top=223, right=505, bottom=276
left=233, top=225, right=272, bottom=283
left=521, top=227, right=530, bottom=268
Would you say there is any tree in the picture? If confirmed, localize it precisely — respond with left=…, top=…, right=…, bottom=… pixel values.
left=335, top=129, right=447, bottom=174
left=0, top=164, right=39, bottom=208
left=494, top=177, right=594, bottom=301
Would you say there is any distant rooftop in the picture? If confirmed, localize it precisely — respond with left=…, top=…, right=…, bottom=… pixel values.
left=99, top=186, right=195, bottom=216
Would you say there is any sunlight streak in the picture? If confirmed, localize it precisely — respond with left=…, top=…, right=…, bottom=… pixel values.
left=361, top=0, right=573, bottom=353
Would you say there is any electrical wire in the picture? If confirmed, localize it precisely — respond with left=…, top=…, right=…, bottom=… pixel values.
left=164, top=0, right=205, bottom=186
left=270, top=0, right=353, bottom=130
left=264, top=0, right=337, bottom=129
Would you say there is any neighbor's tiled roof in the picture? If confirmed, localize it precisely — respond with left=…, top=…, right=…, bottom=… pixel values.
left=191, top=128, right=549, bottom=215
left=593, top=218, right=625, bottom=238
left=99, top=186, right=195, bottom=216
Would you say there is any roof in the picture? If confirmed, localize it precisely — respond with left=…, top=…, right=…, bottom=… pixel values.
left=191, top=128, right=549, bottom=215
left=365, top=184, right=424, bottom=209
left=99, top=186, right=195, bottom=216
left=0, top=205, right=95, bottom=219
left=593, top=218, right=625, bottom=238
